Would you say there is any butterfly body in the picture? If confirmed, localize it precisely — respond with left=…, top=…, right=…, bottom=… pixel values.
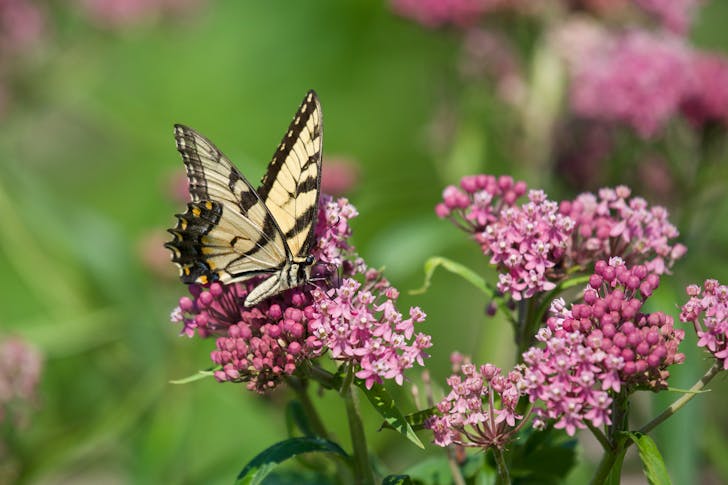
left=166, top=91, right=323, bottom=306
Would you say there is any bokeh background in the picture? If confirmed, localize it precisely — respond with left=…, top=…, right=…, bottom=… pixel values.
left=2, top=1, right=728, bottom=483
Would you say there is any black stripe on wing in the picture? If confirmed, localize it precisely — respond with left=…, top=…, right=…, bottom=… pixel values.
left=257, top=90, right=322, bottom=258
left=165, top=200, right=223, bottom=285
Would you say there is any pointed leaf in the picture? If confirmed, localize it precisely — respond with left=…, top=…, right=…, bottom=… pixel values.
left=410, top=256, right=492, bottom=297
left=235, top=437, right=348, bottom=485
left=169, top=369, right=215, bottom=384
left=627, top=432, right=672, bottom=485
left=382, top=475, right=413, bottom=485
left=355, top=379, right=424, bottom=449
left=379, top=407, right=437, bottom=433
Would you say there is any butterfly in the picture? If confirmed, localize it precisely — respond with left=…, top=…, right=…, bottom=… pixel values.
left=165, top=90, right=323, bottom=306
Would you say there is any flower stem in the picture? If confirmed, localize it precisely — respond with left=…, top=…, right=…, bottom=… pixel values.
left=493, top=447, right=511, bottom=485
left=342, top=366, right=375, bottom=485
left=637, top=360, right=722, bottom=437
left=286, top=376, right=330, bottom=439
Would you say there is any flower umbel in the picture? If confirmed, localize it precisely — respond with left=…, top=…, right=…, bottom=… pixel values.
left=522, top=258, right=685, bottom=435
left=427, top=355, right=528, bottom=450
left=561, top=186, right=686, bottom=275
left=311, top=274, right=430, bottom=389
left=680, top=279, right=728, bottom=370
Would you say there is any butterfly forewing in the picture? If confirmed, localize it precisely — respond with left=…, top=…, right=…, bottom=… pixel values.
left=258, top=91, right=322, bottom=259
left=167, top=126, right=289, bottom=284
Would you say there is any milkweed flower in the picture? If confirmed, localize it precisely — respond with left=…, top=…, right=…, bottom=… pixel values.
left=568, top=30, right=692, bottom=138
left=681, top=53, right=728, bottom=128
left=680, top=279, right=728, bottom=369
left=389, top=0, right=510, bottom=28
left=310, top=276, right=431, bottom=389
left=426, top=356, right=528, bottom=449
left=523, top=259, right=684, bottom=435
left=437, top=175, right=574, bottom=300
left=634, top=0, right=701, bottom=35
left=561, top=186, right=686, bottom=275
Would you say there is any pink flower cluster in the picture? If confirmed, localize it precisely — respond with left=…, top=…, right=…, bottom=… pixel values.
left=681, top=53, right=728, bottom=127
left=523, top=258, right=685, bottom=434
left=561, top=186, right=686, bottom=275
left=173, top=282, right=321, bottom=393
left=633, top=0, right=701, bottom=35
left=77, top=0, right=205, bottom=29
left=0, top=337, right=42, bottom=427
left=389, top=0, right=510, bottom=28
left=680, top=279, right=728, bottom=369
left=310, top=275, right=431, bottom=389
left=437, top=175, right=574, bottom=300
left=570, top=30, right=692, bottom=138
left=171, top=196, right=431, bottom=391
left=427, top=355, right=528, bottom=450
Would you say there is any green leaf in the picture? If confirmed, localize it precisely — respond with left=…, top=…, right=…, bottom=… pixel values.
left=235, top=437, right=349, bottom=485
left=379, top=407, right=437, bottom=433
left=508, top=426, right=577, bottom=484
left=627, top=432, right=672, bottom=485
left=168, top=369, right=216, bottom=384
left=410, top=256, right=492, bottom=298
left=382, top=475, right=413, bottom=485
left=286, top=400, right=315, bottom=438
left=355, top=380, right=425, bottom=449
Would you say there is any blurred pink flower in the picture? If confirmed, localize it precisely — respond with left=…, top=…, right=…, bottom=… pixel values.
left=166, top=170, right=190, bottom=204
left=389, top=0, right=509, bottom=28
left=78, top=0, right=204, bottom=29
left=138, top=230, right=177, bottom=280
left=460, top=29, right=525, bottom=106
left=681, top=52, right=728, bottom=127
left=634, top=0, right=701, bottom=35
left=0, top=0, right=45, bottom=55
left=0, top=337, right=42, bottom=428
left=568, top=30, right=692, bottom=138
left=321, top=157, right=359, bottom=196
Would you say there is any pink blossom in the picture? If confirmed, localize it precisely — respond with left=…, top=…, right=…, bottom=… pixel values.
left=321, top=157, right=359, bottom=196
left=0, top=0, right=45, bottom=54
left=437, top=176, right=574, bottom=301
left=569, top=30, right=692, bottom=138
left=389, top=0, right=510, bottom=28
left=634, top=0, right=701, bottom=35
left=523, top=259, right=685, bottom=435
left=680, top=279, right=728, bottom=369
left=0, top=337, right=43, bottom=427
left=78, top=0, right=205, bottom=29
left=427, top=356, right=528, bottom=449
left=681, top=52, right=728, bottom=127
left=561, top=186, right=685, bottom=275
left=310, top=276, right=430, bottom=389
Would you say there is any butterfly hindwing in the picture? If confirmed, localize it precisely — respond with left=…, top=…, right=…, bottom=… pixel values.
left=258, top=90, right=322, bottom=258
left=166, top=91, right=323, bottom=304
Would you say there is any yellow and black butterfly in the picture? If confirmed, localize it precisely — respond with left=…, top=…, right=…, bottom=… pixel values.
left=165, top=90, right=323, bottom=306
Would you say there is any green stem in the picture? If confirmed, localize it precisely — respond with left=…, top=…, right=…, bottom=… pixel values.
left=493, top=447, right=511, bottom=485
left=636, top=360, right=722, bottom=437
left=590, top=446, right=624, bottom=485
left=342, top=366, right=375, bottom=485
left=286, top=376, right=330, bottom=439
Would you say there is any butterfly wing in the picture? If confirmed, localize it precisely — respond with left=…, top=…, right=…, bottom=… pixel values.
left=257, top=90, right=323, bottom=259
left=166, top=125, right=289, bottom=285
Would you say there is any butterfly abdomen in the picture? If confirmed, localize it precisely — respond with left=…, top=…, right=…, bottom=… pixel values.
left=166, top=200, right=223, bottom=284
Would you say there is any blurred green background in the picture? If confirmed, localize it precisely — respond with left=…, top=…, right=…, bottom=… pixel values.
left=2, top=1, right=728, bottom=483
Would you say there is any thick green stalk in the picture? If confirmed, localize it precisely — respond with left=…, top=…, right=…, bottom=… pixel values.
left=493, top=447, right=511, bottom=485
left=342, top=367, right=375, bottom=485
left=637, top=361, right=722, bottom=437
